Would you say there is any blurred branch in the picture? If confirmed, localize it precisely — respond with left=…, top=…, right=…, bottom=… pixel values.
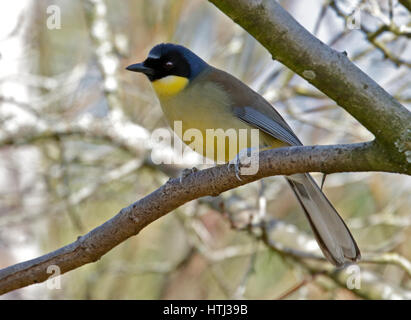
left=221, top=204, right=411, bottom=299
left=361, top=253, right=411, bottom=277
left=329, top=1, right=411, bottom=68
left=0, top=139, right=409, bottom=295
left=276, top=271, right=325, bottom=299
left=82, top=0, right=123, bottom=112
left=0, top=110, right=148, bottom=155
left=202, top=169, right=411, bottom=299
left=208, top=0, right=411, bottom=171
left=302, top=259, right=411, bottom=299
left=0, top=159, right=142, bottom=227
left=399, top=0, right=411, bottom=12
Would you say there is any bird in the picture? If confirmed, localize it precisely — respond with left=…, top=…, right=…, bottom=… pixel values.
left=126, top=43, right=361, bottom=267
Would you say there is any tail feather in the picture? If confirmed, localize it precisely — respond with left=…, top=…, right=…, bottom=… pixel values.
left=286, top=173, right=361, bottom=266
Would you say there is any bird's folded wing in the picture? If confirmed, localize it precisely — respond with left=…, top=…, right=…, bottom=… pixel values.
left=233, top=106, right=302, bottom=146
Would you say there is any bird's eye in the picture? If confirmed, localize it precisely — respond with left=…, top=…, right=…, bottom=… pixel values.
left=164, top=61, right=173, bottom=69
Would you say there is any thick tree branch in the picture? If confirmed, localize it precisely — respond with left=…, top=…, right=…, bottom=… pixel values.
left=0, top=140, right=405, bottom=295
left=208, top=0, right=411, bottom=170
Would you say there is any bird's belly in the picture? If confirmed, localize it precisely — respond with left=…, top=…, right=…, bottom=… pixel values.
left=158, top=90, right=282, bottom=163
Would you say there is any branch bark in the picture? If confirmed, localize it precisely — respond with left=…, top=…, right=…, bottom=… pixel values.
left=0, top=141, right=403, bottom=295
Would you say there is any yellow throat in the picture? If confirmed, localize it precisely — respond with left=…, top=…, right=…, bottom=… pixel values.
left=152, top=75, right=189, bottom=97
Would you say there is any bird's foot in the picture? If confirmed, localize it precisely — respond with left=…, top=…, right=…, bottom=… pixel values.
left=179, top=167, right=198, bottom=184
left=227, top=159, right=243, bottom=181
left=228, top=147, right=259, bottom=181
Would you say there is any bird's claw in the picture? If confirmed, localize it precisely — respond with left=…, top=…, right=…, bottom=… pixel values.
left=228, top=147, right=260, bottom=181
left=320, top=173, right=327, bottom=190
left=179, top=167, right=198, bottom=184
left=227, top=159, right=243, bottom=181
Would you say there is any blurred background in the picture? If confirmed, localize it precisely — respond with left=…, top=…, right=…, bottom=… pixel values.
left=0, top=0, right=410, bottom=299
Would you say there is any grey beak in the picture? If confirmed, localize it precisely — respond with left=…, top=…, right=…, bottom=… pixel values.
left=126, top=63, right=154, bottom=75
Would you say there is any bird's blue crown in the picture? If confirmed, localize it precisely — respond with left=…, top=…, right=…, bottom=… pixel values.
left=148, top=43, right=208, bottom=80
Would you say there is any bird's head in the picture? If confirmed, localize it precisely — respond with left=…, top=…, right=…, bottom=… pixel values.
left=126, top=43, right=208, bottom=96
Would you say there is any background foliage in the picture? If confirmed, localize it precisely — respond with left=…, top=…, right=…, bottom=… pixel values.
left=0, top=0, right=410, bottom=299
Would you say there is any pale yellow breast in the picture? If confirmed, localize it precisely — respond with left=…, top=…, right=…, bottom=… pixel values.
left=152, top=75, right=189, bottom=96
left=154, top=79, right=278, bottom=162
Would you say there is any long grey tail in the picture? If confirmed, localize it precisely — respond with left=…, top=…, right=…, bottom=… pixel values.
left=286, top=173, right=361, bottom=266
